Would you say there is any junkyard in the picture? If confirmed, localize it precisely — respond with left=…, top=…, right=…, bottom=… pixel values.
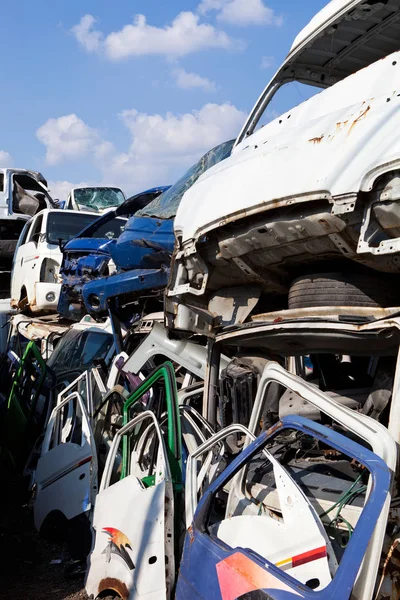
left=2, top=1, right=400, bottom=598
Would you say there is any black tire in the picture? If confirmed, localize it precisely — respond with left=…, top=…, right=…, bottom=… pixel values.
left=288, top=272, right=399, bottom=309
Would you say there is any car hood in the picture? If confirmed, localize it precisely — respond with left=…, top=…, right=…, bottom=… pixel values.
left=63, top=237, right=114, bottom=255
left=175, top=50, right=400, bottom=243
left=109, top=215, right=174, bottom=270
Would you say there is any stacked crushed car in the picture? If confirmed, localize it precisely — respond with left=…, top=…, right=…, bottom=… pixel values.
left=1, top=1, right=400, bottom=598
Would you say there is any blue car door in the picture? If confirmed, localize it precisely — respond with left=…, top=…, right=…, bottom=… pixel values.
left=177, top=416, right=390, bottom=600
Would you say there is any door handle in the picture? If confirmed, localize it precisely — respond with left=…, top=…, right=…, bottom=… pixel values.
left=20, top=258, right=23, bottom=266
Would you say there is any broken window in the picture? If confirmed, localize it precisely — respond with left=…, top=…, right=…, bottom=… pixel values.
left=136, top=139, right=235, bottom=219
left=73, top=187, right=125, bottom=212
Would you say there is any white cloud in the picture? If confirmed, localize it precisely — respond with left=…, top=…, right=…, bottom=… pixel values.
left=36, top=114, right=99, bottom=165
left=120, top=103, right=244, bottom=159
left=0, top=150, right=13, bottom=165
left=71, top=15, right=103, bottom=52
left=38, top=103, right=245, bottom=195
left=72, top=12, right=239, bottom=60
left=198, top=0, right=283, bottom=26
left=48, top=180, right=91, bottom=200
left=261, top=55, right=275, bottom=69
left=198, top=0, right=227, bottom=14
left=172, top=68, right=216, bottom=91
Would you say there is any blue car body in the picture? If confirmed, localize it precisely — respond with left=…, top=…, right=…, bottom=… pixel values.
left=108, top=216, right=175, bottom=271
left=58, top=187, right=170, bottom=320
left=58, top=140, right=235, bottom=322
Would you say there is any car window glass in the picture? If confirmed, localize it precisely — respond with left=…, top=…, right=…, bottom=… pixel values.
left=136, top=139, right=234, bottom=219
left=80, top=332, right=114, bottom=369
left=47, top=330, right=114, bottom=376
left=46, top=329, right=81, bottom=372
left=46, top=212, right=97, bottom=245
left=74, top=188, right=125, bottom=212
left=88, top=217, right=127, bottom=240
left=28, top=215, right=43, bottom=244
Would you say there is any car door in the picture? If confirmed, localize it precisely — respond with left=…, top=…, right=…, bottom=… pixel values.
left=121, top=362, right=182, bottom=488
left=34, top=390, right=98, bottom=534
left=177, top=417, right=391, bottom=600
left=85, top=410, right=175, bottom=600
left=0, top=340, right=47, bottom=470
left=10, top=220, right=31, bottom=304
left=19, top=213, right=44, bottom=303
left=245, top=361, right=397, bottom=600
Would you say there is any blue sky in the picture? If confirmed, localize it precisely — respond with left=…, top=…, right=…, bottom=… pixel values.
left=0, top=1, right=327, bottom=199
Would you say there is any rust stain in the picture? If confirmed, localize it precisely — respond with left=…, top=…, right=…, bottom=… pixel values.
left=376, top=539, right=400, bottom=598
left=335, top=120, right=349, bottom=132
left=265, top=421, right=283, bottom=436
left=188, top=525, right=195, bottom=544
left=99, top=577, right=129, bottom=599
left=308, top=134, right=324, bottom=144
left=348, top=105, right=371, bottom=136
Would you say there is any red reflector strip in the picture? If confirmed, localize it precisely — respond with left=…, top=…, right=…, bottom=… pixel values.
left=77, top=456, right=92, bottom=467
left=292, top=546, right=327, bottom=568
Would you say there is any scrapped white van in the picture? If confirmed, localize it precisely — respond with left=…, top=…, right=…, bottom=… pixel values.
left=65, top=186, right=126, bottom=214
left=11, top=209, right=98, bottom=313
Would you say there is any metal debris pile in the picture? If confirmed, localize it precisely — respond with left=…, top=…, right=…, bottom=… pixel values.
left=1, top=2, right=400, bottom=599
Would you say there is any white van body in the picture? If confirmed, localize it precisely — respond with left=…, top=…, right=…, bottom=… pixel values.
left=10, top=209, right=97, bottom=313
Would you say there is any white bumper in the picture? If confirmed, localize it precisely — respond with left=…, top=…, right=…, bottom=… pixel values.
left=32, top=282, right=61, bottom=312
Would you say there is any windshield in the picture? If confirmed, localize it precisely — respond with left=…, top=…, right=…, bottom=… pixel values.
left=87, top=216, right=127, bottom=239
left=136, top=139, right=235, bottom=219
left=46, top=212, right=98, bottom=245
left=47, top=329, right=114, bottom=375
left=74, top=187, right=125, bottom=212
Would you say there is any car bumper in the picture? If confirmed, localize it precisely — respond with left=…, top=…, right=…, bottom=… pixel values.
left=82, top=267, right=169, bottom=316
left=32, top=282, right=61, bottom=312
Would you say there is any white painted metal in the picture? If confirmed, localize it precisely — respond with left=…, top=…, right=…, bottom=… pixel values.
left=178, top=384, right=204, bottom=406
left=174, top=50, right=400, bottom=245
left=244, top=362, right=396, bottom=600
left=123, top=321, right=228, bottom=381
left=106, top=351, right=129, bottom=390
left=34, top=391, right=98, bottom=532
left=86, top=411, right=174, bottom=600
left=235, top=1, right=374, bottom=148
left=10, top=208, right=95, bottom=312
left=185, top=423, right=253, bottom=528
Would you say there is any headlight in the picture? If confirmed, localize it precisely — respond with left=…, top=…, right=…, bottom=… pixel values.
left=87, top=294, right=100, bottom=309
left=45, top=291, right=56, bottom=302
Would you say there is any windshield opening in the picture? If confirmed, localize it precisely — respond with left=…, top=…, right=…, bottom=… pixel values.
left=74, top=187, right=125, bottom=212
left=257, top=81, right=324, bottom=129
left=46, top=212, right=98, bottom=245
left=136, top=139, right=235, bottom=219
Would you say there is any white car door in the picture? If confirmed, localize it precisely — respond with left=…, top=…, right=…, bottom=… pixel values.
left=19, top=213, right=44, bottom=303
left=86, top=410, right=174, bottom=600
left=34, top=391, right=98, bottom=533
left=10, top=218, right=35, bottom=304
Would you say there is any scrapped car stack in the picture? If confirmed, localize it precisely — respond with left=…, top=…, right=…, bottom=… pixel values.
left=1, top=1, right=400, bottom=599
